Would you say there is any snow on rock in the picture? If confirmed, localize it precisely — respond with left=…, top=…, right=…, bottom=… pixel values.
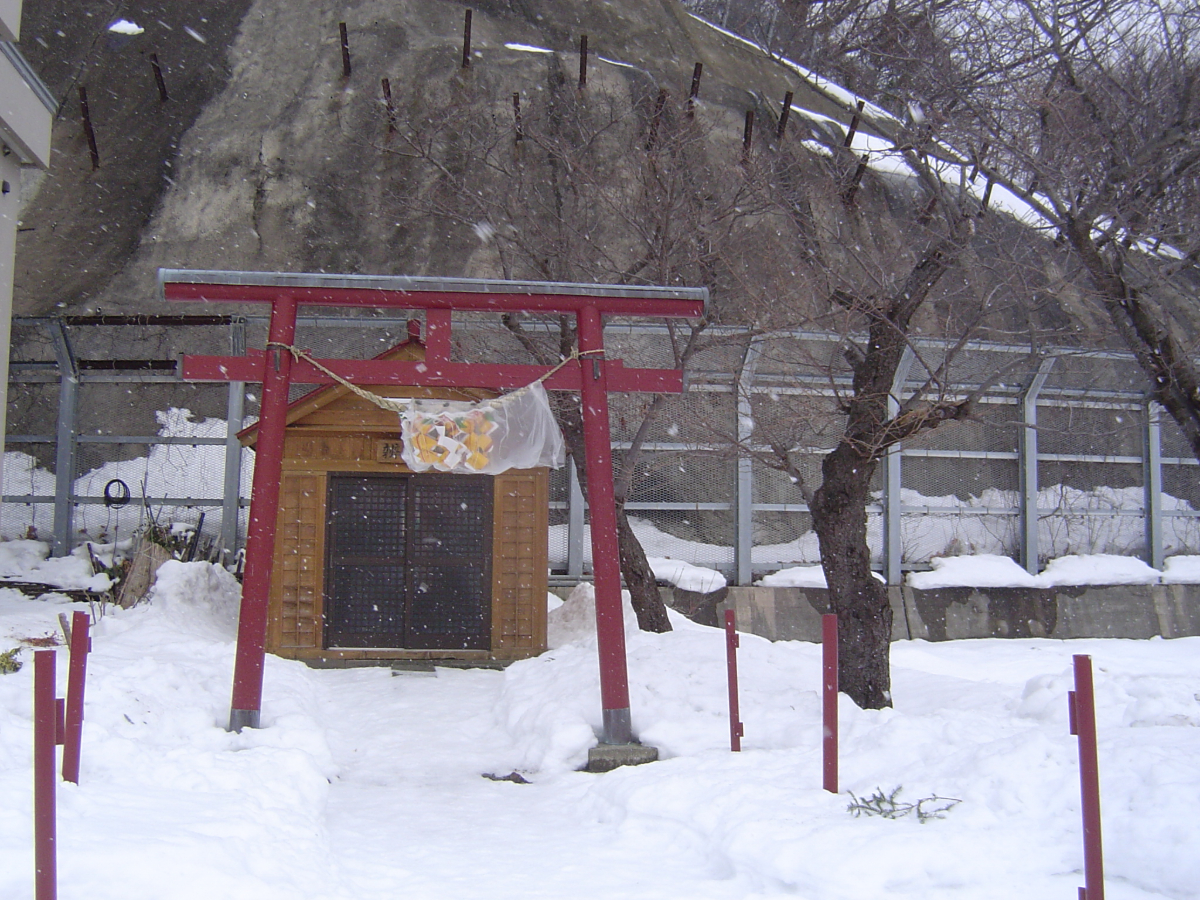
left=546, top=581, right=638, bottom=649
left=756, top=566, right=885, bottom=587
left=504, top=42, right=553, bottom=53
left=908, top=554, right=1040, bottom=589
left=0, top=540, right=112, bottom=592
left=141, top=560, right=242, bottom=641
left=757, top=564, right=827, bottom=588
left=1162, top=555, right=1200, bottom=583
left=1037, top=553, right=1161, bottom=586
left=910, top=553, right=1167, bottom=589
left=107, top=18, right=144, bottom=34
left=0, top=539, right=52, bottom=579
left=647, top=557, right=726, bottom=593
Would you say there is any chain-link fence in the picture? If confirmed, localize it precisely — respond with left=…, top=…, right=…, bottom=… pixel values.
left=6, top=315, right=1198, bottom=581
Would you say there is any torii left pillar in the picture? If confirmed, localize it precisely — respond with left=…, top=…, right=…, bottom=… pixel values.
left=161, top=269, right=707, bottom=750
left=228, top=293, right=295, bottom=731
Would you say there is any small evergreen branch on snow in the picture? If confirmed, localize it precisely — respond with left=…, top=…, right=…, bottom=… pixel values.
left=846, top=786, right=960, bottom=823
left=0, top=647, right=22, bottom=674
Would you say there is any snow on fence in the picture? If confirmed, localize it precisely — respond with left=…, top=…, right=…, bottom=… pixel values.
left=5, top=314, right=1199, bottom=581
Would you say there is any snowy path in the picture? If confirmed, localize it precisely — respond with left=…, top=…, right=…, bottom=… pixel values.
left=317, top=666, right=771, bottom=899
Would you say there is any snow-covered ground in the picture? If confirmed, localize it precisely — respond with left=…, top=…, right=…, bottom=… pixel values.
left=2, top=549, right=1198, bottom=899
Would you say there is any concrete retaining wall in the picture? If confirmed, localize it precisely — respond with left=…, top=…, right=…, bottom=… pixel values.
left=717, top=584, right=1200, bottom=642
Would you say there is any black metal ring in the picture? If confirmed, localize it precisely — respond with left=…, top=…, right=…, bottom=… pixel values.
left=103, top=479, right=131, bottom=508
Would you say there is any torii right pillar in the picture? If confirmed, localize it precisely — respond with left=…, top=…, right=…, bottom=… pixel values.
left=577, top=305, right=635, bottom=749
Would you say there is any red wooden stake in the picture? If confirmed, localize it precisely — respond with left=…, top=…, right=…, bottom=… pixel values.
left=54, top=699, right=65, bottom=744
left=725, top=610, right=743, bottom=751
left=33, top=650, right=57, bottom=900
left=822, top=613, right=838, bottom=793
left=61, top=610, right=91, bottom=783
left=1072, top=654, right=1105, bottom=900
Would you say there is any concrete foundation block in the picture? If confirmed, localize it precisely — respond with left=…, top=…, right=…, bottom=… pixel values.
left=1052, top=587, right=1162, bottom=639
left=725, top=582, right=1200, bottom=643
left=585, top=742, right=659, bottom=773
left=725, top=585, right=911, bottom=642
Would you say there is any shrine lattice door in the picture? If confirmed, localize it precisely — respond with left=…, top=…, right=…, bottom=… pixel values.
left=324, top=473, right=493, bottom=650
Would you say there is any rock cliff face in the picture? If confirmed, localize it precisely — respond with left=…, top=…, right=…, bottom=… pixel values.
left=17, top=0, right=1188, bottom=343
left=14, top=0, right=254, bottom=314
left=14, top=0, right=854, bottom=316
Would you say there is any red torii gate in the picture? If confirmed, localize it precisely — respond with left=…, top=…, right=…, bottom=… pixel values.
left=159, top=269, right=707, bottom=746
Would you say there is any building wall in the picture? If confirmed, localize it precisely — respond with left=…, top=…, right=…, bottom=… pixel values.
left=0, top=0, right=21, bottom=41
left=0, top=150, right=18, bottom=479
left=1, top=2, right=52, bottom=494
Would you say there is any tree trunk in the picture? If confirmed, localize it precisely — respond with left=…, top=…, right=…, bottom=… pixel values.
left=556, top=432, right=673, bottom=634
left=809, top=443, right=892, bottom=709
left=617, top=502, right=672, bottom=632
left=514, top=333, right=675, bottom=634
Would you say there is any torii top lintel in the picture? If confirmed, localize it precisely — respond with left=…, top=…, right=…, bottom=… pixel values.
left=159, top=269, right=708, bottom=317
left=160, top=269, right=708, bottom=392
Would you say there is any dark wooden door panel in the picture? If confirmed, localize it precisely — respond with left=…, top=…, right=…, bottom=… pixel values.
left=325, top=473, right=491, bottom=650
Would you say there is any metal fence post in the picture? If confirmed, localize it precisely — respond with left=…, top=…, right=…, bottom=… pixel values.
left=735, top=338, right=762, bottom=586
left=1143, top=400, right=1163, bottom=571
left=49, top=321, right=78, bottom=557
left=883, top=347, right=915, bottom=584
left=1020, top=358, right=1055, bottom=574
left=221, top=318, right=247, bottom=558
left=567, top=458, right=585, bottom=578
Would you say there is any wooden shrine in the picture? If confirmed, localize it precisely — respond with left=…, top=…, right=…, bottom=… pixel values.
left=238, top=325, right=549, bottom=663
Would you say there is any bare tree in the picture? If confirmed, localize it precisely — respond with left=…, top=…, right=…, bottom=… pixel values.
left=385, top=60, right=779, bottom=631
left=746, top=121, right=1044, bottom=706
left=681, top=0, right=971, bottom=107
left=937, top=0, right=1200, bottom=462
left=699, top=0, right=1200, bottom=705
left=384, top=16, right=1072, bottom=706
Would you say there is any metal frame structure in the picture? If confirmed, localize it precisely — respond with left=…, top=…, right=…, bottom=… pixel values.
left=159, top=269, right=707, bottom=743
left=7, top=315, right=248, bottom=557
left=1020, top=358, right=1057, bottom=574
left=7, top=318, right=1199, bottom=584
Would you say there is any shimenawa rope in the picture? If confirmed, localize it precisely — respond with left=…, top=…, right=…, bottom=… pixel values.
left=264, top=342, right=602, bottom=412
